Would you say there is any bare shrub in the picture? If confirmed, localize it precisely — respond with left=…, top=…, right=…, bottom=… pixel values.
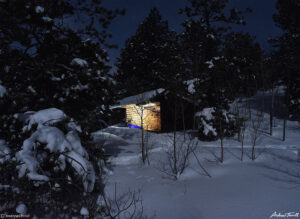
left=250, top=110, right=265, bottom=160
left=160, top=132, right=198, bottom=180
left=99, top=183, right=146, bottom=219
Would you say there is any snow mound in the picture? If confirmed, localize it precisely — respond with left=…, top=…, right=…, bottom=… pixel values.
left=42, top=16, right=53, bottom=22
left=16, top=203, right=27, bottom=214
left=16, top=126, right=95, bottom=192
left=23, top=108, right=67, bottom=131
left=80, top=207, right=89, bottom=216
left=196, top=108, right=217, bottom=137
left=66, top=131, right=89, bottom=159
left=205, top=60, right=214, bottom=69
left=196, top=107, right=215, bottom=120
left=71, top=83, right=89, bottom=91
left=0, top=84, right=7, bottom=98
left=108, top=154, right=140, bottom=166
left=92, top=130, right=128, bottom=146
left=35, top=6, right=44, bottom=13
left=70, top=58, right=88, bottom=67
left=67, top=121, right=82, bottom=133
left=185, top=79, right=198, bottom=94
left=202, top=119, right=217, bottom=136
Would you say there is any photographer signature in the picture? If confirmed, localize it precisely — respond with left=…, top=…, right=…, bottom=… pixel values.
left=270, top=211, right=299, bottom=218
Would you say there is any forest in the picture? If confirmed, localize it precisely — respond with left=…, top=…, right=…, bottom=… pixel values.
left=0, top=0, right=299, bottom=218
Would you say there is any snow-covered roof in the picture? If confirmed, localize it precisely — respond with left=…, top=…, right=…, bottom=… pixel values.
left=110, top=88, right=165, bottom=109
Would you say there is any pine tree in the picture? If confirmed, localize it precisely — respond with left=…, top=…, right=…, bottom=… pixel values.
left=222, top=32, right=263, bottom=98
left=0, top=0, right=123, bottom=143
left=272, top=0, right=300, bottom=122
left=0, top=1, right=124, bottom=216
left=115, top=7, right=183, bottom=97
left=179, top=0, right=251, bottom=109
left=179, top=1, right=251, bottom=111
left=180, top=0, right=252, bottom=161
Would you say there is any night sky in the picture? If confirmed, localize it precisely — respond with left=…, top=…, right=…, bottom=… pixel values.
left=103, top=0, right=281, bottom=64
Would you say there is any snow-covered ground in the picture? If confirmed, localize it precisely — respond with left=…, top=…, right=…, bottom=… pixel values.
left=94, top=92, right=300, bottom=219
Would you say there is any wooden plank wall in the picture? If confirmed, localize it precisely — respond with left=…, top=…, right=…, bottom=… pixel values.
left=125, top=102, right=161, bottom=131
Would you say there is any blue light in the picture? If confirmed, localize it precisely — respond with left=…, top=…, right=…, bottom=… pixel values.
left=128, top=124, right=142, bottom=129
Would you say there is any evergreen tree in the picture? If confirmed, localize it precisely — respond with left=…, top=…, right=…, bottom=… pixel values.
left=0, top=0, right=124, bottom=216
left=222, top=32, right=263, bottom=98
left=272, top=0, right=300, bottom=121
left=115, top=7, right=183, bottom=97
left=179, top=0, right=251, bottom=109
left=180, top=0, right=253, bottom=160
left=0, top=0, right=123, bottom=143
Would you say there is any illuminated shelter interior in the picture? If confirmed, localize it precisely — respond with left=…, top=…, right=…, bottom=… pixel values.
left=122, top=102, right=161, bottom=131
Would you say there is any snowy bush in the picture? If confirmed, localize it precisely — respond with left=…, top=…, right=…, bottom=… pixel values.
left=0, top=108, right=104, bottom=218
left=196, top=107, right=237, bottom=141
left=17, top=108, right=96, bottom=190
left=16, top=126, right=95, bottom=192
left=21, top=108, right=67, bottom=131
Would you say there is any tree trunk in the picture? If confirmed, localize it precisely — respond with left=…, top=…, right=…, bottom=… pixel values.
left=251, top=132, right=256, bottom=161
left=283, top=89, right=289, bottom=142
left=192, top=50, right=199, bottom=130
left=251, top=142, right=255, bottom=160
left=235, top=102, right=241, bottom=142
left=283, top=116, right=286, bottom=141
left=241, top=140, right=244, bottom=161
left=274, top=87, right=279, bottom=127
left=139, top=106, right=146, bottom=164
left=173, top=101, right=178, bottom=176
left=192, top=93, right=196, bottom=130
left=270, top=84, right=275, bottom=136
left=141, top=116, right=146, bottom=164
left=220, top=135, right=224, bottom=163
left=181, top=101, right=186, bottom=141
left=248, top=100, right=251, bottom=119
left=173, top=131, right=177, bottom=176
left=261, top=88, right=265, bottom=115
left=219, top=110, right=224, bottom=163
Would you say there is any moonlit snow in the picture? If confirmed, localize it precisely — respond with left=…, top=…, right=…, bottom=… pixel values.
left=94, top=90, right=300, bottom=219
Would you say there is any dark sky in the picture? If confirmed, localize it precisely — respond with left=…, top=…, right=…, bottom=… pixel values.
left=103, top=0, right=281, bottom=65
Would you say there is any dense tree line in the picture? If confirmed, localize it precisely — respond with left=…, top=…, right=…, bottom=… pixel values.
left=272, top=0, right=300, bottom=122
left=115, top=0, right=300, bottom=143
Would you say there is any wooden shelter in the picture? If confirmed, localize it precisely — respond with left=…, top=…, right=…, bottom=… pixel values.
left=111, top=89, right=194, bottom=132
